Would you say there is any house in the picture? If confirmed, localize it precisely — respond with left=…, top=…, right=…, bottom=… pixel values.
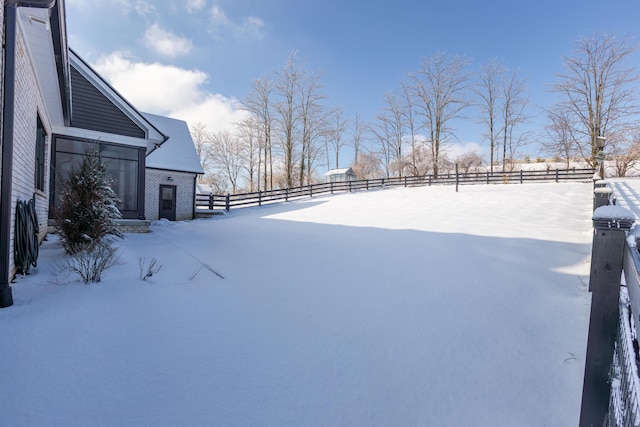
left=0, top=0, right=202, bottom=307
left=325, top=167, right=357, bottom=183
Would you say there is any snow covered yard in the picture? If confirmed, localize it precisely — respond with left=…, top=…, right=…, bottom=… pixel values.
left=0, top=182, right=594, bottom=426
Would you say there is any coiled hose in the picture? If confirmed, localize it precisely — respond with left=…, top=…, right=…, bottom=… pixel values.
left=15, top=197, right=39, bottom=275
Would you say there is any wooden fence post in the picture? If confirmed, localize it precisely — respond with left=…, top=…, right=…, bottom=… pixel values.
left=225, top=193, right=230, bottom=212
left=580, top=205, right=635, bottom=427
left=258, top=190, right=262, bottom=206
left=455, top=163, right=459, bottom=192
left=209, top=194, right=214, bottom=210
left=285, top=188, right=289, bottom=202
left=555, top=169, right=559, bottom=182
left=330, top=182, right=334, bottom=194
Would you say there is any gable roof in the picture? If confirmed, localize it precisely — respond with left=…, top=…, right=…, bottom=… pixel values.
left=68, top=50, right=166, bottom=146
left=143, top=113, right=204, bottom=175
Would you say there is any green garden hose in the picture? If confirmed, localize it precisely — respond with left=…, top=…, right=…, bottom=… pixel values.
left=15, top=197, right=39, bottom=275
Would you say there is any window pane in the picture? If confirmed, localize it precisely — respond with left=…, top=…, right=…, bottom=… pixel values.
left=56, top=138, right=97, bottom=154
left=100, top=144, right=139, bottom=161
left=104, top=158, right=138, bottom=211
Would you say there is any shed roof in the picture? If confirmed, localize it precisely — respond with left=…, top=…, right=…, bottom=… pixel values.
left=325, top=167, right=355, bottom=176
left=143, top=113, right=204, bottom=175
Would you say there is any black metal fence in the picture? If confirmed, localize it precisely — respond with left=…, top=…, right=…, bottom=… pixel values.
left=606, top=240, right=640, bottom=426
left=196, top=167, right=595, bottom=211
left=580, top=183, right=640, bottom=426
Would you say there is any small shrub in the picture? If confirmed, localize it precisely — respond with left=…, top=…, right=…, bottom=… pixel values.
left=52, top=242, right=122, bottom=284
left=138, top=257, right=162, bottom=280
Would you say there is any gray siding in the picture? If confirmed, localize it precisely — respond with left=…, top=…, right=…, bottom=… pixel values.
left=70, top=66, right=145, bottom=138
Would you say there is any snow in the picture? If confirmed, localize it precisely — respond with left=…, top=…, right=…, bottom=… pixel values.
left=143, top=112, right=204, bottom=174
left=0, top=182, right=596, bottom=426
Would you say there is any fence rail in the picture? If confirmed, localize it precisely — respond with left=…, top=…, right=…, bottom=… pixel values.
left=196, top=167, right=595, bottom=211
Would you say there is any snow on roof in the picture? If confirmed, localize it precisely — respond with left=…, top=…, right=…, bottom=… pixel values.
left=143, top=113, right=204, bottom=175
left=196, top=183, right=213, bottom=195
left=325, top=167, right=354, bottom=176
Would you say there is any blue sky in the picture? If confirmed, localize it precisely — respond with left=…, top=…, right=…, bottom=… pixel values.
left=65, top=0, right=640, bottom=162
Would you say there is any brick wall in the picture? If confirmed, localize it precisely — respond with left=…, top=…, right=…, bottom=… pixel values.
left=6, top=24, right=52, bottom=278
left=145, top=169, right=196, bottom=221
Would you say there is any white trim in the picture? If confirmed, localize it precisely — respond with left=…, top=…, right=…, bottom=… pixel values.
left=17, top=8, right=61, bottom=131
left=52, top=126, right=149, bottom=148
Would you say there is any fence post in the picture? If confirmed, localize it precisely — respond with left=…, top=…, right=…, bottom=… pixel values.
left=404, top=176, right=407, bottom=188
left=330, top=182, right=334, bottom=194
left=579, top=205, right=635, bottom=427
left=555, top=169, right=559, bottom=183
left=519, top=170, right=523, bottom=184
left=593, top=187, right=613, bottom=212
left=349, top=181, right=352, bottom=192
left=258, top=190, right=262, bottom=206
left=209, top=194, right=214, bottom=210
left=225, top=193, right=230, bottom=212
left=310, top=185, right=313, bottom=197
left=455, top=164, right=459, bottom=192
left=366, top=179, right=369, bottom=191
left=429, top=175, right=432, bottom=186
left=285, top=188, right=289, bottom=202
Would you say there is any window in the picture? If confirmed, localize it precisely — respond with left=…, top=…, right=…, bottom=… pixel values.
left=53, top=137, right=141, bottom=216
left=35, top=115, right=47, bottom=191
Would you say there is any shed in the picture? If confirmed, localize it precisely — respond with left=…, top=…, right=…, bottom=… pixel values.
left=325, top=167, right=357, bottom=183
left=143, top=113, right=204, bottom=221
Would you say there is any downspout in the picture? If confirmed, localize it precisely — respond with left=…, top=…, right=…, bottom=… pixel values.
left=0, top=0, right=56, bottom=308
left=192, top=174, right=197, bottom=219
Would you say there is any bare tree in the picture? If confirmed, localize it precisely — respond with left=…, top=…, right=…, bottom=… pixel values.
left=552, top=32, right=638, bottom=166
left=328, top=107, right=349, bottom=169
left=189, top=122, right=213, bottom=179
left=541, top=107, right=577, bottom=168
left=500, top=69, right=530, bottom=171
left=410, top=51, right=472, bottom=178
left=350, top=112, right=366, bottom=166
left=298, top=68, right=327, bottom=186
left=610, top=132, right=640, bottom=177
left=351, top=150, right=383, bottom=180
left=274, top=52, right=302, bottom=188
left=209, top=131, right=244, bottom=193
left=380, top=91, right=406, bottom=176
left=242, top=75, right=274, bottom=191
left=476, top=59, right=504, bottom=173
left=236, top=115, right=261, bottom=191
left=399, top=81, right=420, bottom=176
left=370, top=112, right=394, bottom=178
left=455, top=151, right=484, bottom=174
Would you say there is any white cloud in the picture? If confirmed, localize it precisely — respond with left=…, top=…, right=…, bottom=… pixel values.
left=186, top=0, right=206, bottom=13
left=444, top=142, right=487, bottom=160
left=143, top=23, right=193, bottom=57
left=208, top=5, right=265, bottom=40
left=93, top=51, right=246, bottom=134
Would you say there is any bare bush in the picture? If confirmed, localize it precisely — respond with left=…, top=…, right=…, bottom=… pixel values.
left=52, top=242, right=122, bottom=284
